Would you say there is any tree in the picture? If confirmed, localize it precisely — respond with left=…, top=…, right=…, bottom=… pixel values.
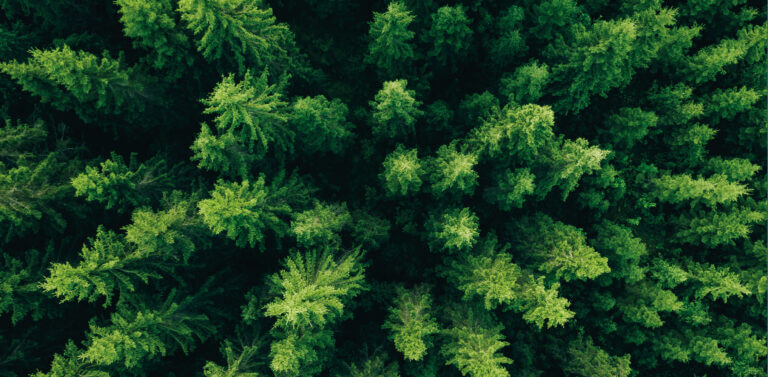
left=264, top=248, right=366, bottom=377
left=444, top=236, right=574, bottom=329
left=510, top=214, right=610, bottom=282
left=486, top=6, right=527, bottom=70
left=550, top=19, right=638, bottom=113
left=264, top=247, right=366, bottom=329
left=382, top=285, right=439, bottom=361
left=200, top=69, right=291, bottom=157
left=565, top=337, right=631, bottom=377
left=198, top=173, right=312, bottom=249
left=337, top=353, right=399, bottom=377
left=203, top=336, right=264, bottom=377
left=0, top=147, right=75, bottom=241
left=650, top=173, right=749, bottom=208
left=370, top=79, right=423, bottom=139
left=500, top=61, right=549, bottom=104
left=116, top=0, right=191, bottom=79
left=468, top=104, right=555, bottom=161
left=78, top=288, right=216, bottom=370
left=190, top=123, right=256, bottom=178
left=537, top=137, right=609, bottom=200
left=441, top=306, right=512, bottom=377
left=426, top=207, right=479, bottom=253
left=0, top=248, right=50, bottom=324
left=178, top=0, right=294, bottom=73
left=380, top=144, right=423, bottom=196
left=425, top=5, right=473, bottom=68
left=71, top=153, right=178, bottom=213
left=482, top=168, right=535, bottom=210
left=291, top=95, right=354, bottom=155
left=366, top=2, right=416, bottom=77
left=427, top=143, right=478, bottom=196
left=0, top=45, right=150, bottom=123
left=290, top=202, right=351, bottom=247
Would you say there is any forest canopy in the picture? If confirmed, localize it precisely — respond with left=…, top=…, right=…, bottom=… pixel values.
left=0, top=0, right=765, bottom=376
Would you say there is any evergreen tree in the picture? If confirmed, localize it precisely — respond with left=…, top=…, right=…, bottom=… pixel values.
left=199, top=69, right=291, bottom=157
left=382, top=285, right=439, bottom=361
left=0, top=46, right=151, bottom=123
left=370, top=79, right=423, bottom=140
left=198, top=173, right=312, bottom=249
left=291, top=95, right=354, bottom=155
left=366, top=2, right=416, bottom=78
left=380, top=144, right=423, bottom=196
left=425, top=5, right=473, bottom=68
left=71, top=153, right=178, bottom=213
left=178, top=0, right=294, bottom=73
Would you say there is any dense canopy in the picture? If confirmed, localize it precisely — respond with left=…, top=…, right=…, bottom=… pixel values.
left=0, top=0, right=765, bottom=376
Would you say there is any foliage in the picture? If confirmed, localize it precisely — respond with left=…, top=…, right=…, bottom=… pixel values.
left=0, top=1, right=765, bottom=377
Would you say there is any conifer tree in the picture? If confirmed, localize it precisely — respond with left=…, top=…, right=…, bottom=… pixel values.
left=427, top=143, right=478, bottom=196
left=178, top=0, right=293, bottom=73
left=366, top=2, right=415, bottom=78
left=370, top=79, right=423, bottom=140
left=425, top=5, right=473, bottom=68
left=116, top=0, right=191, bottom=79
left=198, top=173, right=312, bottom=249
left=71, top=153, right=178, bottom=213
left=510, top=214, right=610, bottom=282
left=550, top=18, right=638, bottom=113
left=380, top=144, right=423, bottom=196
left=199, top=69, right=291, bottom=158
left=0, top=46, right=150, bottom=123
left=1, top=0, right=766, bottom=375
left=426, top=207, right=479, bottom=253
left=441, top=306, right=512, bottom=377
left=290, top=202, right=351, bottom=247
left=382, top=285, right=439, bottom=361
left=291, top=95, right=354, bottom=155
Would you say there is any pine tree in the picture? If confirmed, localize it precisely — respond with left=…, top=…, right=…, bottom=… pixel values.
left=382, top=285, right=439, bottom=361
left=444, top=236, right=574, bottom=329
left=426, top=207, right=479, bottom=253
left=537, top=137, right=609, bottom=200
left=370, top=79, right=423, bottom=140
left=290, top=202, right=351, bottom=247
left=200, top=69, right=291, bottom=158
left=500, top=61, right=549, bottom=104
left=0, top=248, right=50, bottom=324
left=380, top=144, right=423, bottom=196
left=79, top=288, right=216, bottom=370
left=264, top=248, right=366, bottom=376
left=198, top=173, right=312, bottom=249
left=71, top=152, right=178, bottom=213
left=550, top=18, right=638, bottom=113
left=425, top=5, right=473, bottom=68
left=565, top=337, right=631, bottom=377
left=441, top=306, right=512, bottom=377
left=178, top=0, right=294, bottom=73
left=203, top=335, right=265, bottom=377
left=0, top=46, right=151, bottom=123
left=482, top=168, right=535, bottom=210
left=366, top=2, right=416, bottom=78
left=190, top=123, right=256, bottom=178
left=116, top=0, right=191, bottom=79
left=469, top=104, right=555, bottom=161
left=510, top=214, right=610, bottom=282
left=264, top=247, right=365, bottom=329
left=337, top=353, right=399, bottom=377
left=427, top=143, right=478, bottom=196
left=291, top=95, right=354, bottom=155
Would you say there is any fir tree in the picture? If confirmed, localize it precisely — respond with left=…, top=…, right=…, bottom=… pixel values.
left=178, top=0, right=293, bottom=73
left=366, top=2, right=416, bottom=78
